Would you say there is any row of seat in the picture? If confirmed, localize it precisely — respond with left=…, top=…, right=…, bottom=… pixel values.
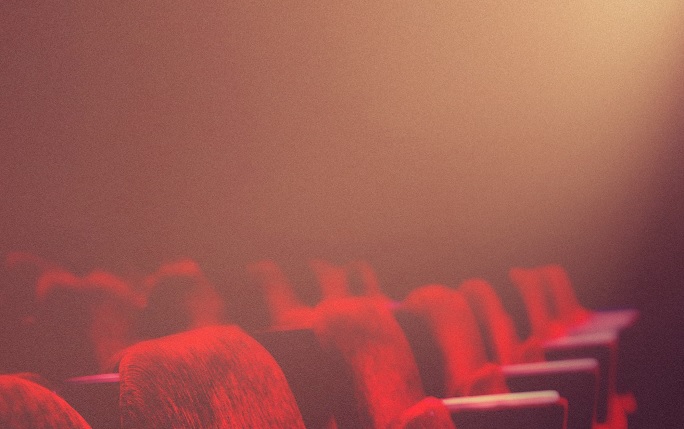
left=2, top=260, right=638, bottom=429
left=246, top=259, right=638, bottom=428
left=60, top=300, right=567, bottom=429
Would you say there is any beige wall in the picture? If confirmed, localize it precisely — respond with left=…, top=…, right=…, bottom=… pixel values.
left=2, top=1, right=684, bottom=302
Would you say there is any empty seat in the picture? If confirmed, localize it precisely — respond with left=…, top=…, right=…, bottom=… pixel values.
left=401, top=284, right=597, bottom=429
left=312, top=296, right=568, bottom=429
left=536, top=264, right=638, bottom=335
left=0, top=374, right=91, bottom=429
left=246, top=260, right=319, bottom=329
left=507, top=269, right=634, bottom=428
left=118, top=325, right=306, bottom=428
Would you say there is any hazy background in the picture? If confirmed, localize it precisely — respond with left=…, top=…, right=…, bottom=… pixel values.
left=2, top=2, right=683, bottom=425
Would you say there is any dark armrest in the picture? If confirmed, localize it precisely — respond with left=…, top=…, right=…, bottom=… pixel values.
left=567, top=308, right=639, bottom=335
left=503, top=359, right=598, bottom=429
left=60, top=373, right=120, bottom=429
left=543, top=332, right=617, bottom=423
left=443, top=390, right=568, bottom=429
left=565, top=310, right=639, bottom=397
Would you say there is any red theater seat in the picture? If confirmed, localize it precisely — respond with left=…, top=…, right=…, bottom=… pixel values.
left=508, top=266, right=638, bottom=342
left=0, top=374, right=91, bottom=429
left=507, top=268, right=634, bottom=428
left=401, top=284, right=597, bottom=429
left=311, top=260, right=594, bottom=428
left=459, top=278, right=547, bottom=366
left=509, top=267, right=568, bottom=340
left=309, top=259, right=352, bottom=300
left=401, top=285, right=509, bottom=398
left=246, top=260, right=318, bottom=329
left=64, top=329, right=336, bottom=429
left=312, top=296, right=568, bottom=429
left=32, top=269, right=140, bottom=380
left=117, top=325, right=306, bottom=428
left=536, top=264, right=639, bottom=335
left=310, top=259, right=391, bottom=301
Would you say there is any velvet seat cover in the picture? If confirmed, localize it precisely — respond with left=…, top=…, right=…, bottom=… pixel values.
left=459, top=278, right=544, bottom=365
left=0, top=375, right=91, bottom=429
left=312, top=297, right=455, bottom=429
left=509, top=267, right=568, bottom=340
left=401, top=284, right=509, bottom=398
left=118, top=325, right=306, bottom=429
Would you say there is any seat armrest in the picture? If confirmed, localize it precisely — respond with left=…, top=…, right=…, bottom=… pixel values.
left=543, top=331, right=618, bottom=349
left=443, top=391, right=568, bottom=429
left=502, top=359, right=598, bottom=429
left=563, top=312, right=638, bottom=397
left=543, top=333, right=617, bottom=423
left=60, top=373, right=121, bottom=429
left=567, top=308, right=639, bottom=335
left=501, top=358, right=597, bottom=376
left=65, top=373, right=121, bottom=384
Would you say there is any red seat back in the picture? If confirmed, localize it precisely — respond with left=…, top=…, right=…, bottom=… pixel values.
left=246, top=260, right=317, bottom=329
left=0, top=375, right=91, bottom=429
left=312, top=297, right=454, bottom=429
left=402, top=285, right=509, bottom=397
left=509, top=267, right=567, bottom=340
left=537, top=264, right=591, bottom=327
left=459, top=278, right=544, bottom=365
left=118, top=325, right=306, bottom=428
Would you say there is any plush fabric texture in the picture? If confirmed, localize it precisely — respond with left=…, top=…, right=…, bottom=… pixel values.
left=0, top=375, right=91, bottom=429
left=34, top=268, right=140, bottom=379
left=246, top=260, right=318, bottom=329
left=310, top=260, right=392, bottom=304
left=511, top=267, right=635, bottom=428
left=389, top=397, right=455, bottom=429
left=118, top=325, right=306, bottom=429
left=309, top=259, right=351, bottom=300
left=33, top=269, right=139, bottom=379
left=509, top=267, right=567, bottom=340
left=346, top=261, right=385, bottom=298
left=538, top=264, right=638, bottom=419
left=312, top=297, right=454, bottom=429
left=141, top=259, right=208, bottom=294
left=537, top=264, right=592, bottom=327
left=137, top=260, right=225, bottom=340
left=402, top=285, right=509, bottom=398
left=459, top=278, right=544, bottom=365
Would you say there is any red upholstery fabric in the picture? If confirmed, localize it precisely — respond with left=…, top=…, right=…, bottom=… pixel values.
left=0, top=374, right=91, bottom=428
left=509, top=267, right=567, bottom=340
left=83, top=271, right=142, bottom=373
left=347, top=260, right=387, bottom=298
left=33, top=269, right=140, bottom=379
left=312, top=297, right=455, bottom=429
left=389, top=397, right=457, bottom=429
left=537, top=264, right=638, bottom=419
left=460, top=280, right=607, bottom=429
left=138, top=259, right=225, bottom=339
left=118, top=325, right=306, bottom=429
left=246, top=259, right=317, bottom=328
left=310, top=259, right=390, bottom=300
left=141, top=259, right=208, bottom=294
left=401, top=285, right=509, bottom=397
left=537, top=265, right=591, bottom=327
left=539, top=265, right=639, bottom=421
left=510, top=267, right=635, bottom=428
left=535, top=264, right=642, bottom=335
left=511, top=265, right=637, bottom=338
left=309, top=259, right=351, bottom=300
left=459, top=278, right=544, bottom=365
